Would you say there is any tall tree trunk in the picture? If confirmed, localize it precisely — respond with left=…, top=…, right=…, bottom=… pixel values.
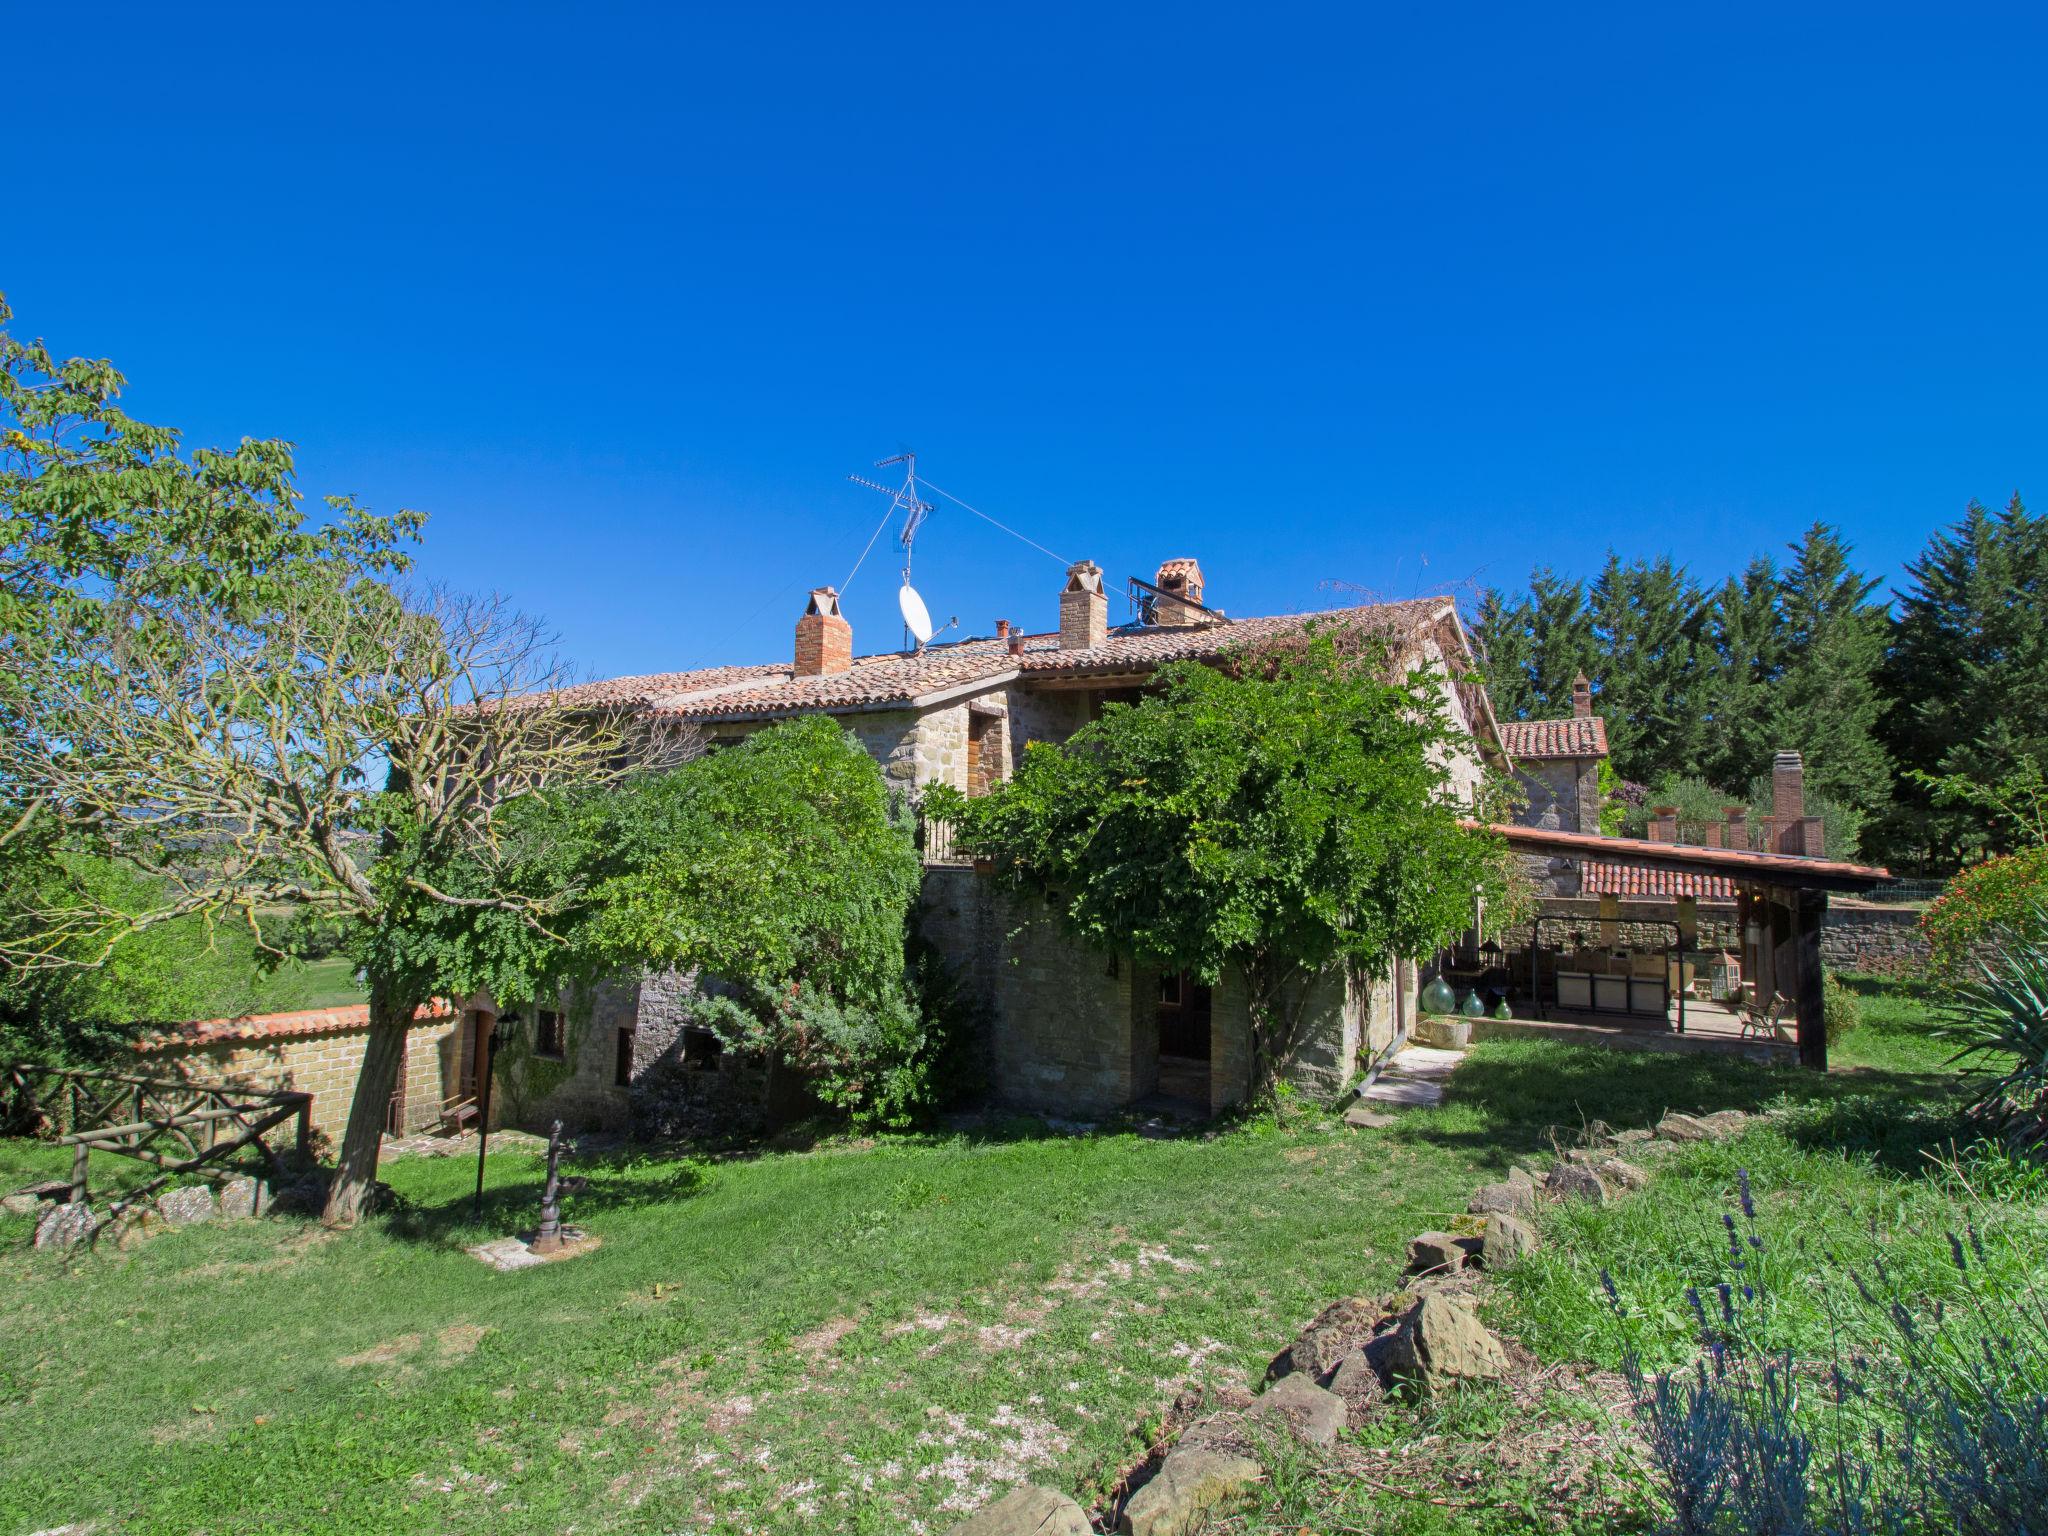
left=322, top=978, right=416, bottom=1227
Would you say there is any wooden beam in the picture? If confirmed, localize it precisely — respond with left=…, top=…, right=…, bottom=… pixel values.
left=1794, top=887, right=1828, bottom=1071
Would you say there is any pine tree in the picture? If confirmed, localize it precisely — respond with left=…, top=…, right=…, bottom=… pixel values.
left=1698, top=556, right=1784, bottom=793
left=1775, top=524, right=1891, bottom=833
left=1589, top=553, right=1707, bottom=783
left=1472, top=587, right=1536, bottom=720
left=1881, top=494, right=2048, bottom=865
left=1527, top=569, right=1601, bottom=716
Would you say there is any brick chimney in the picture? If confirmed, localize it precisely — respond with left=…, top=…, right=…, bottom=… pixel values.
left=1059, top=560, right=1106, bottom=650
left=795, top=586, right=852, bottom=677
left=1770, top=751, right=1821, bottom=854
left=1648, top=806, right=1678, bottom=843
left=1572, top=673, right=1592, bottom=718
left=1724, top=805, right=1749, bottom=850
left=1153, top=558, right=1218, bottom=626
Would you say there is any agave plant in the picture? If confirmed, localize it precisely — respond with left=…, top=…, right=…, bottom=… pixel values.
left=1937, top=903, right=2048, bottom=1158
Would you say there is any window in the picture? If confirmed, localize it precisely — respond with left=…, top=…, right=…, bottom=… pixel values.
left=614, top=1027, right=636, bottom=1087
left=534, top=1009, right=567, bottom=1060
left=682, top=1026, right=724, bottom=1071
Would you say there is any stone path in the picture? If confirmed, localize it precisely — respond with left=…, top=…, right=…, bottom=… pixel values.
left=1358, top=1044, right=1466, bottom=1110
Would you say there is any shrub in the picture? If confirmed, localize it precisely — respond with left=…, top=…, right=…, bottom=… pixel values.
left=1924, top=846, right=2048, bottom=976
left=1936, top=912, right=2048, bottom=1158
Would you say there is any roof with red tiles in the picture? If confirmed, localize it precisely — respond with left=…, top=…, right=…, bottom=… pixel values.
left=1580, top=862, right=1738, bottom=903
left=135, top=999, right=458, bottom=1052
left=1499, top=714, right=1609, bottom=760
left=1478, top=821, right=1892, bottom=892
left=555, top=599, right=1465, bottom=724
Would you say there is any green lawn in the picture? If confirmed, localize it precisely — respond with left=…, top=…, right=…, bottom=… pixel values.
left=0, top=974, right=2022, bottom=1535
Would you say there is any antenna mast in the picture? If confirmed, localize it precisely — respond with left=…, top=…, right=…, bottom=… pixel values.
left=848, top=452, right=942, bottom=649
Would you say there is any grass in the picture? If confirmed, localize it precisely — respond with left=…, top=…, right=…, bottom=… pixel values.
left=0, top=972, right=2024, bottom=1535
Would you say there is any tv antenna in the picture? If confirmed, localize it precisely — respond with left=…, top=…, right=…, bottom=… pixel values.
left=848, top=451, right=954, bottom=650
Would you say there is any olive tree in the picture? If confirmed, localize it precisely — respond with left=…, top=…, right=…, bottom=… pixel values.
left=926, top=627, right=1509, bottom=1097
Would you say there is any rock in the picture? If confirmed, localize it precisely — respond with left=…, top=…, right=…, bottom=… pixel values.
left=104, top=1207, right=167, bottom=1251
left=1612, top=1127, right=1654, bottom=1146
left=218, top=1176, right=268, bottom=1220
left=1468, top=1181, right=1535, bottom=1217
left=1, top=1192, right=41, bottom=1217
left=1119, top=1448, right=1263, bottom=1536
left=1480, top=1213, right=1540, bottom=1266
left=1406, top=1232, right=1467, bottom=1276
left=1250, top=1372, right=1346, bottom=1446
left=34, top=1202, right=98, bottom=1249
left=1598, top=1159, right=1650, bottom=1192
left=1505, top=1164, right=1536, bottom=1190
left=1701, top=1109, right=1750, bottom=1136
left=946, top=1485, right=1092, bottom=1536
left=1654, top=1112, right=1714, bottom=1142
left=1342, top=1104, right=1396, bottom=1129
left=1327, top=1347, right=1389, bottom=1412
left=1385, top=1294, right=1508, bottom=1398
left=1411, top=1015, right=1472, bottom=1049
left=468, top=1236, right=547, bottom=1272
left=1544, top=1164, right=1608, bottom=1204
left=1564, top=1147, right=1606, bottom=1166
left=156, top=1185, right=218, bottom=1227
left=1264, top=1295, right=1379, bottom=1383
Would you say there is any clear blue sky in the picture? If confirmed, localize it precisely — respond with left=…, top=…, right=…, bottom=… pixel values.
left=8, top=4, right=2045, bottom=682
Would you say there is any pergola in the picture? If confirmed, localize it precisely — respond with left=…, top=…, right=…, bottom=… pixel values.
left=1479, top=823, right=1894, bottom=1070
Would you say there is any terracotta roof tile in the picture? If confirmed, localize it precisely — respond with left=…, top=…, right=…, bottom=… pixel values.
left=1580, top=863, right=1738, bottom=902
left=135, top=1000, right=457, bottom=1052
left=1479, top=821, right=1891, bottom=890
left=591, top=599, right=1455, bottom=721
left=1500, top=715, right=1609, bottom=759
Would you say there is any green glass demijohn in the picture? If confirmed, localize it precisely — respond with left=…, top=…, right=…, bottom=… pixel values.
left=1459, top=989, right=1487, bottom=1018
left=1491, top=997, right=1513, bottom=1021
left=1419, top=975, right=1457, bottom=1015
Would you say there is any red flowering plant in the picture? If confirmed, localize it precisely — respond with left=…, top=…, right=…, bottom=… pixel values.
left=1924, top=846, right=2048, bottom=975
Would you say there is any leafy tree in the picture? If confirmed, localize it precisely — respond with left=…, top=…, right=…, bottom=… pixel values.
left=569, top=717, right=940, bottom=1125
left=926, top=629, right=1507, bottom=1098
left=0, top=296, right=654, bottom=1225
left=1775, top=523, right=1891, bottom=819
left=1881, top=495, right=2048, bottom=866
left=1590, top=553, right=1707, bottom=782
left=1472, top=587, right=1536, bottom=721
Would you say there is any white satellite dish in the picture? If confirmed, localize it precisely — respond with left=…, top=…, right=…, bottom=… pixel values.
left=898, top=582, right=936, bottom=646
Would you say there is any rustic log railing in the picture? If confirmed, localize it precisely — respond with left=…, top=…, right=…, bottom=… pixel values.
left=1, top=1062, right=313, bottom=1206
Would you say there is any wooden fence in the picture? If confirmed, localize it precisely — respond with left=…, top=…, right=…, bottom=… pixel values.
left=1, top=1062, right=312, bottom=1205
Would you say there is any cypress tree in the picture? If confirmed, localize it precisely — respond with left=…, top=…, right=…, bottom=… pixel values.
left=1589, top=553, right=1707, bottom=783
left=1775, top=523, right=1891, bottom=830
left=1699, top=556, right=1784, bottom=794
left=1472, top=587, right=1537, bottom=720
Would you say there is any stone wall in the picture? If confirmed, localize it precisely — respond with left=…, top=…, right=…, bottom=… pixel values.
left=1820, top=904, right=1931, bottom=976
left=140, top=1008, right=467, bottom=1143
left=1533, top=897, right=1741, bottom=953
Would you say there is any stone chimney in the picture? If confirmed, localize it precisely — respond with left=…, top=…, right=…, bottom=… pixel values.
left=1059, top=560, right=1107, bottom=650
left=1648, top=806, right=1678, bottom=843
left=1724, top=806, right=1749, bottom=850
left=794, top=586, right=852, bottom=677
left=1153, top=558, right=1218, bottom=626
left=1571, top=673, right=1592, bottom=718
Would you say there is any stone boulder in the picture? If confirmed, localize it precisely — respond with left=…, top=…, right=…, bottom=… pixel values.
left=947, top=1485, right=1091, bottom=1536
left=2, top=1191, right=43, bottom=1217
left=1327, top=1340, right=1393, bottom=1412
left=1654, top=1112, right=1713, bottom=1142
left=34, top=1202, right=98, bottom=1250
left=1264, top=1295, right=1378, bottom=1383
left=1468, top=1181, right=1535, bottom=1217
left=1479, top=1213, right=1540, bottom=1266
left=1611, top=1127, right=1654, bottom=1146
left=157, top=1185, right=218, bottom=1227
left=1119, top=1448, right=1262, bottom=1536
left=1385, top=1294, right=1508, bottom=1398
left=218, top=1176, right=268, bottom=1220
left=1342, top=1104, right=1396, bottom=1130
left=1544, top=1165, right=1608, bottom=1204
left=104, top=1207, right=167, bottom=1251
left=1405, top=1232, right=1466, bottom=1276
left=1598, top=1159, right=1650, bottom=1192
left=1701, top=1109, right=1751, bottom=1136
left=1249, top=1372, right=1346, bottom=1446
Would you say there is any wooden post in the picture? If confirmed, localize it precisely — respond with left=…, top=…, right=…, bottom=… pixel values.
left=69, top=1141, right=89, bottom=1205
left=296, top=1098, right=312, bottom=1163
left=1794, top=888, right=1828, bottom=1071
left=1598, top=893, right=1620, bottom=951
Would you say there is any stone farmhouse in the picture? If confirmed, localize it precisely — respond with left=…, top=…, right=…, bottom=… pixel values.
left=141, top=558, right=1511, bottom=1141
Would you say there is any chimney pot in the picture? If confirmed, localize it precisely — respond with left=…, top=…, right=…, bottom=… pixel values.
left=995, top=619, right=1011, bottom=639
left=1152, top=557, right=1216, bottom=626
left=1059, top=560, right=1107, bottom=650
left=1724, top=805, right=1750, bottom=849
left=794, top=586, right=853, bottom=677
